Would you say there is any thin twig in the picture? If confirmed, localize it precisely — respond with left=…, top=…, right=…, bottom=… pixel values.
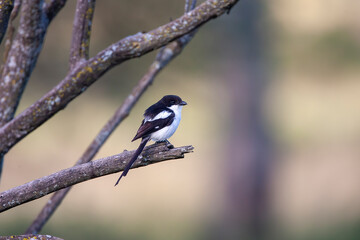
left=26, top=0, right=199, bottom=234
left=0, top=143, right=194, bottom=213
left=0, top=0, right=239, bottom=157
left=185, top=0, right=190, bottom=12
left=69, top=0, right=95, bottom=69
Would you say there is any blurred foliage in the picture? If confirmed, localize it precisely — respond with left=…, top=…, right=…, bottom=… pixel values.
left=1, top=0, right=360, bottom=239
left=313, top=30, right=360, bottom=69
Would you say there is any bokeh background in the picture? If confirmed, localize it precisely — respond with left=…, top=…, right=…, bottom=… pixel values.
left=1, top=0, right=360, bottom=239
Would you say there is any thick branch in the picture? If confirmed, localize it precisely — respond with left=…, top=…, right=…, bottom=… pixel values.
left=0, top=235, right=63, bottom=240
left=0, top=143, right=194, bottom=213
left=0, top=0, right=239, bottom=156
left=69, top=0, right=95, bottom=69
left=0, top=0, right=14, bottom=45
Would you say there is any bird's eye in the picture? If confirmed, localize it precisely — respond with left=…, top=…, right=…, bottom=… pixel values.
left=170, top=100, right=175, bottom=104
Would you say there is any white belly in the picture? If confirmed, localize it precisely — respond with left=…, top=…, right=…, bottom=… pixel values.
left=150, top=111, right=181, bottom=142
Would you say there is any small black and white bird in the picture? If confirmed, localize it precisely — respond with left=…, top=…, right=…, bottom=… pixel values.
left=115, top=95, right=187, bottom=185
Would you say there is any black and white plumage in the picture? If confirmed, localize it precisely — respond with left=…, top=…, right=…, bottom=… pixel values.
left=115, top=95, right=187, bottom=185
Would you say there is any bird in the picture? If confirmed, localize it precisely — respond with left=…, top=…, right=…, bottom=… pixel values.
left=114, top=95, right=187, bottom=185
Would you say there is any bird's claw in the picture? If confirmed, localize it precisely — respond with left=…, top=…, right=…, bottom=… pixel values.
left=156, top=140, right=174, bottom=149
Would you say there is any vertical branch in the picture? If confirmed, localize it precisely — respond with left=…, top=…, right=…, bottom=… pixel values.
left=0, top=0, right=14, bottom=45
left=69, top=0, right=95, bottom=70
left=0, top=0, right=47, bottom=124
left=2, top=0, right=21, bottom=62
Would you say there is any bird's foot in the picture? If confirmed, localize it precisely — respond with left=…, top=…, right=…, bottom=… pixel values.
left=156, top=139, right=174, bottom=149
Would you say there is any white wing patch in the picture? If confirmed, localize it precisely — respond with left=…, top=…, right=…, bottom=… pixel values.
left=145, top=110, right=172, bottom=122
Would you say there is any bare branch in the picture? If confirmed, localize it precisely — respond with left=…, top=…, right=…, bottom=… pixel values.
left=26, top=4, right=199, bottom=233
left=0, top=0, right=46, bottom=124
left=69, top=0, right=95, bottom=69
left=185, top=0, right=190, bottom=12
left=0, top=235, right=63, bottom=240
left=185, top=0, right=197, bottom=13
left=43, top=0, right=67, bottom=22
left=0, top=0, right=239, bottom=157
left=0, top=0, right=14, bottom=45
left=2, top=0, right=21, bottom=62
left=0, top=0, right=67, bottom=124
left=0, top=143, right=194, bottom=213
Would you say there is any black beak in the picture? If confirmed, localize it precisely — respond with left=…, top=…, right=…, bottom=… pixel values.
left=180, top=101, right=187, bottom=106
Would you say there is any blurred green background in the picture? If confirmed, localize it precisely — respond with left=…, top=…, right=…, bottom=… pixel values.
left=1, top=0, right=360, bottom=239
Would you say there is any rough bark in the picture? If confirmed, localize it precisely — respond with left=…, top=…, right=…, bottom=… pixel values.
left=0, top=0, right=14, bottom=44
left=69, top=0, right=95, bottom=69
left=0, top=235, right=63, bottom=240
left=44, top=0, right=67, bottom=22
left=0, top=143, right=194, bottom=213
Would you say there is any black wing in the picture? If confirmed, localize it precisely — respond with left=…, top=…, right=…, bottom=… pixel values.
left=144, top=102, right=167, bottom=119
left=132, top=112, right=175, bottom=141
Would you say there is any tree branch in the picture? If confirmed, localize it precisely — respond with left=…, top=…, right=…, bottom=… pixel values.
left=0, top=0, right=14, bottom=45
left=0, top=0, right=66, bottom=124
left=2, top=0, right=21, bottom=62
left=43, top=0, right=67, bottom=22
left=0, top=235, right=63, bottom=240
left=0, top=0, right=239, bottom=156
left=26, top=1, right=198, bottom=234
left=69, top=0, right=95, bottom=69
left=0, top=0, right=47, bottom=125
left=0, top=143, right=194, bottom=213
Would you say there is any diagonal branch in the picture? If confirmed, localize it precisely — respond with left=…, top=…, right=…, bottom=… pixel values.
left=69, top=0, right=95, bottom=69
left=0, top=0, right=239, bottom=157
left=0, top=143, right=194, bottom=213
left=0, top=0, right=14, bottom=45
left=43, top=0, right=67, bottom=22
left=26, top=1, right=198, bottom=234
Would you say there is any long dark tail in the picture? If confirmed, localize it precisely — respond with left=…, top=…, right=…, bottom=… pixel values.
left=114, top=137, right=150, bottom=186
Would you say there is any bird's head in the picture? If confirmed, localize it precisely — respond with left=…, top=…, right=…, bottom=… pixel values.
left=160, top=95, right=187, bottom=108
